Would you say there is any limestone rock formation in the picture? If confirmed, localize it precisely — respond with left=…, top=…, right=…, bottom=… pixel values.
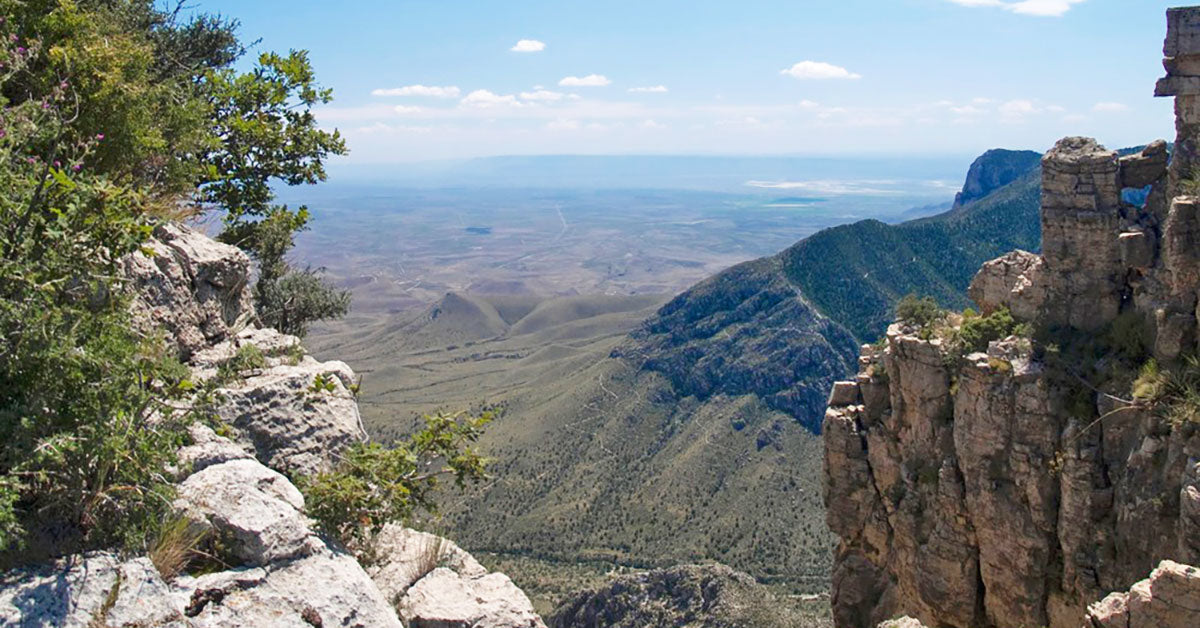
left=211, top=354, right=366, bottom=477
left=0, top=554, right=183, bottom=627
left=1086, top=561, right=1200, bottom=628
left=123, top=223, right=254, bottom=360
left=366, top=524, right=546, bottom=628
left=174, top=458, right=323, bottom=566
left=2, top=223, right=545, bottom=627
left=399, top=568, right=546, bottom=628
left=823, top=8, right=1200, bottom=628
left=366, top=525, right=489, bottom=603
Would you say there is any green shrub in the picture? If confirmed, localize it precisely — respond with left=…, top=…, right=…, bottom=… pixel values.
left=953, top=307, right=1027, bottom=355
left=895, top=294, right=944, bottom=329
left=300, top=412, right=492, bottom=549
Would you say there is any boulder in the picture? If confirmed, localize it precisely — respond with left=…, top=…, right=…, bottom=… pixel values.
left=967, top=249, right=1046, bottom=320
left=399, top=567, right=546, bottom=628
left=174, top=459, right=321, bottom=566
left=366, top=524, right=488, bottom=603
left=174, top=423, right=253, bottom=478
left=828, top=380, right=861, bottom=407
left=123, top=223, right=254, bottom=360
left=1119, top=140, right=1169, bottom=189
left=1085, top=561, right=1200, bottom=628
left=174, top=550, right=403, bottom=628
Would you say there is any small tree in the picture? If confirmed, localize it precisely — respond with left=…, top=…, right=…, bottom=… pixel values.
left=895, top=294, right=945, bottom=329
left=300, top=412, right=492, bottom=549
left=202, top=51, right=351, bottom=336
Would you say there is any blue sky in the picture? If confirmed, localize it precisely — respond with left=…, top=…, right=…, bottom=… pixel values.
left=199, top=0, right=1179, bottom=163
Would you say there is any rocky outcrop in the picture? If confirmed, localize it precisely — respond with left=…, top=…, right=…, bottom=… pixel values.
left=400, top=568, right=546, bottom=628
left=368, top=525, right=546, bottom=628
left=0, top=554, right=182, bottom=627
left=213, top=355, right=366, bottom=477
left=3, top=223, right=545, bottom=626
left=823, top=8, right=1200, bottom=628
left=1086, top=561, right=1200, bottom=628
left=175, top=458, right=323, bottom=566
left=123, top=223, right=254, bottom=360
left=548, top=564, right=808, bottom=628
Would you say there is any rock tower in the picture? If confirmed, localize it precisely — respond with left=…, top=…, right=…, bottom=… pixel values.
left=823, top=7, right=1200, bottom=628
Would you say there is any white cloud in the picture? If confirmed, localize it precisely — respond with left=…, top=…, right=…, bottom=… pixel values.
left=951, top=105, right=985, bottom=115
left=1045, top=104, right=1066, bottom=113
left=1093, top=101, right=1129, bottom=112
left=520, top=89, right=565, bottom=102
left=546, top=118, right=581, bottom=131
left=628, top=85, right=669, bottom=93
left=798, top=100, right=821, bottom=109
left=393, top=105, right=423, bottom=115
left=944, top=0, right=1086, bottom=17
left=372, top=85, right=461, bottom=98
left=460, top=89, right=523, bottom=108
left=999, top=99, right=1039, bottom=117
left=641, top=119, right=666, bottom=129
left=559, top=74, right=611, bottom=87
left=511, top=39, right=546, bottom=52
left=780, top=61, right=862, bottom=80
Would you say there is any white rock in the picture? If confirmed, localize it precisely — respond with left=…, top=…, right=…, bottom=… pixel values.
left=214, top=357, right=366, bottom=477
left=399, top=567, right=546, bottom=628
left=367, top=525, right=488, bottom=603
left=123, top=223, right=254, bottom=360
left=175, top=423, right=253, bottom=477
left=174, top=459, right=321, bottom=566
left=0, top=553, right=183, bottom=627
left=175, top=550, right=403, bottom=628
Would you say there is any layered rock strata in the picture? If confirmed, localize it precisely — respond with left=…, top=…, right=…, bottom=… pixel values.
left=825, top=7, right=1200, bottom=628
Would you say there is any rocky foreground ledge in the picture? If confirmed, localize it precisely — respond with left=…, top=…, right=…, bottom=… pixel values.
left=0, top=224, right=545, bottom=627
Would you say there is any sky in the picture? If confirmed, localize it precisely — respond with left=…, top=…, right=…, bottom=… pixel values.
left=197, top=0, right=1180, bottom=163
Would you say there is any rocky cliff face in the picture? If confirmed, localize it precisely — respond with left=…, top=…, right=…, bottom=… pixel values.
left=822, top=8, right=1200, bottom=628
left=952, top=149, right=1044, bottom=208
left=1, top=224, right=544, bottom=627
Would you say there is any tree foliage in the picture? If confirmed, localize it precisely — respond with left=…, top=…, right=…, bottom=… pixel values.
left=300, top=412, right=492, bottom=549
left=0, top=0, right=351, bottom=560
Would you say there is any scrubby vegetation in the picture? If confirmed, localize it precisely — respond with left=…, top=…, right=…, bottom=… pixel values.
left=300, top=411, right=491, bottom=548
left=0, top=1, right=420, bottom=566
left=895, top=294, right=945, bottom=329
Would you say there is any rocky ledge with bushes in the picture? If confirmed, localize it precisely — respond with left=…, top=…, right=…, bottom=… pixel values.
left=824, top=8, right=1200, bottom=628
left=0, top=224, right=545, bottom=628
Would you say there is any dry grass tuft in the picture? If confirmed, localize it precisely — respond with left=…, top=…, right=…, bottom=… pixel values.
left=406, top=533, right=449, bottom=585
left=149, top=517, right=210, bottom=581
